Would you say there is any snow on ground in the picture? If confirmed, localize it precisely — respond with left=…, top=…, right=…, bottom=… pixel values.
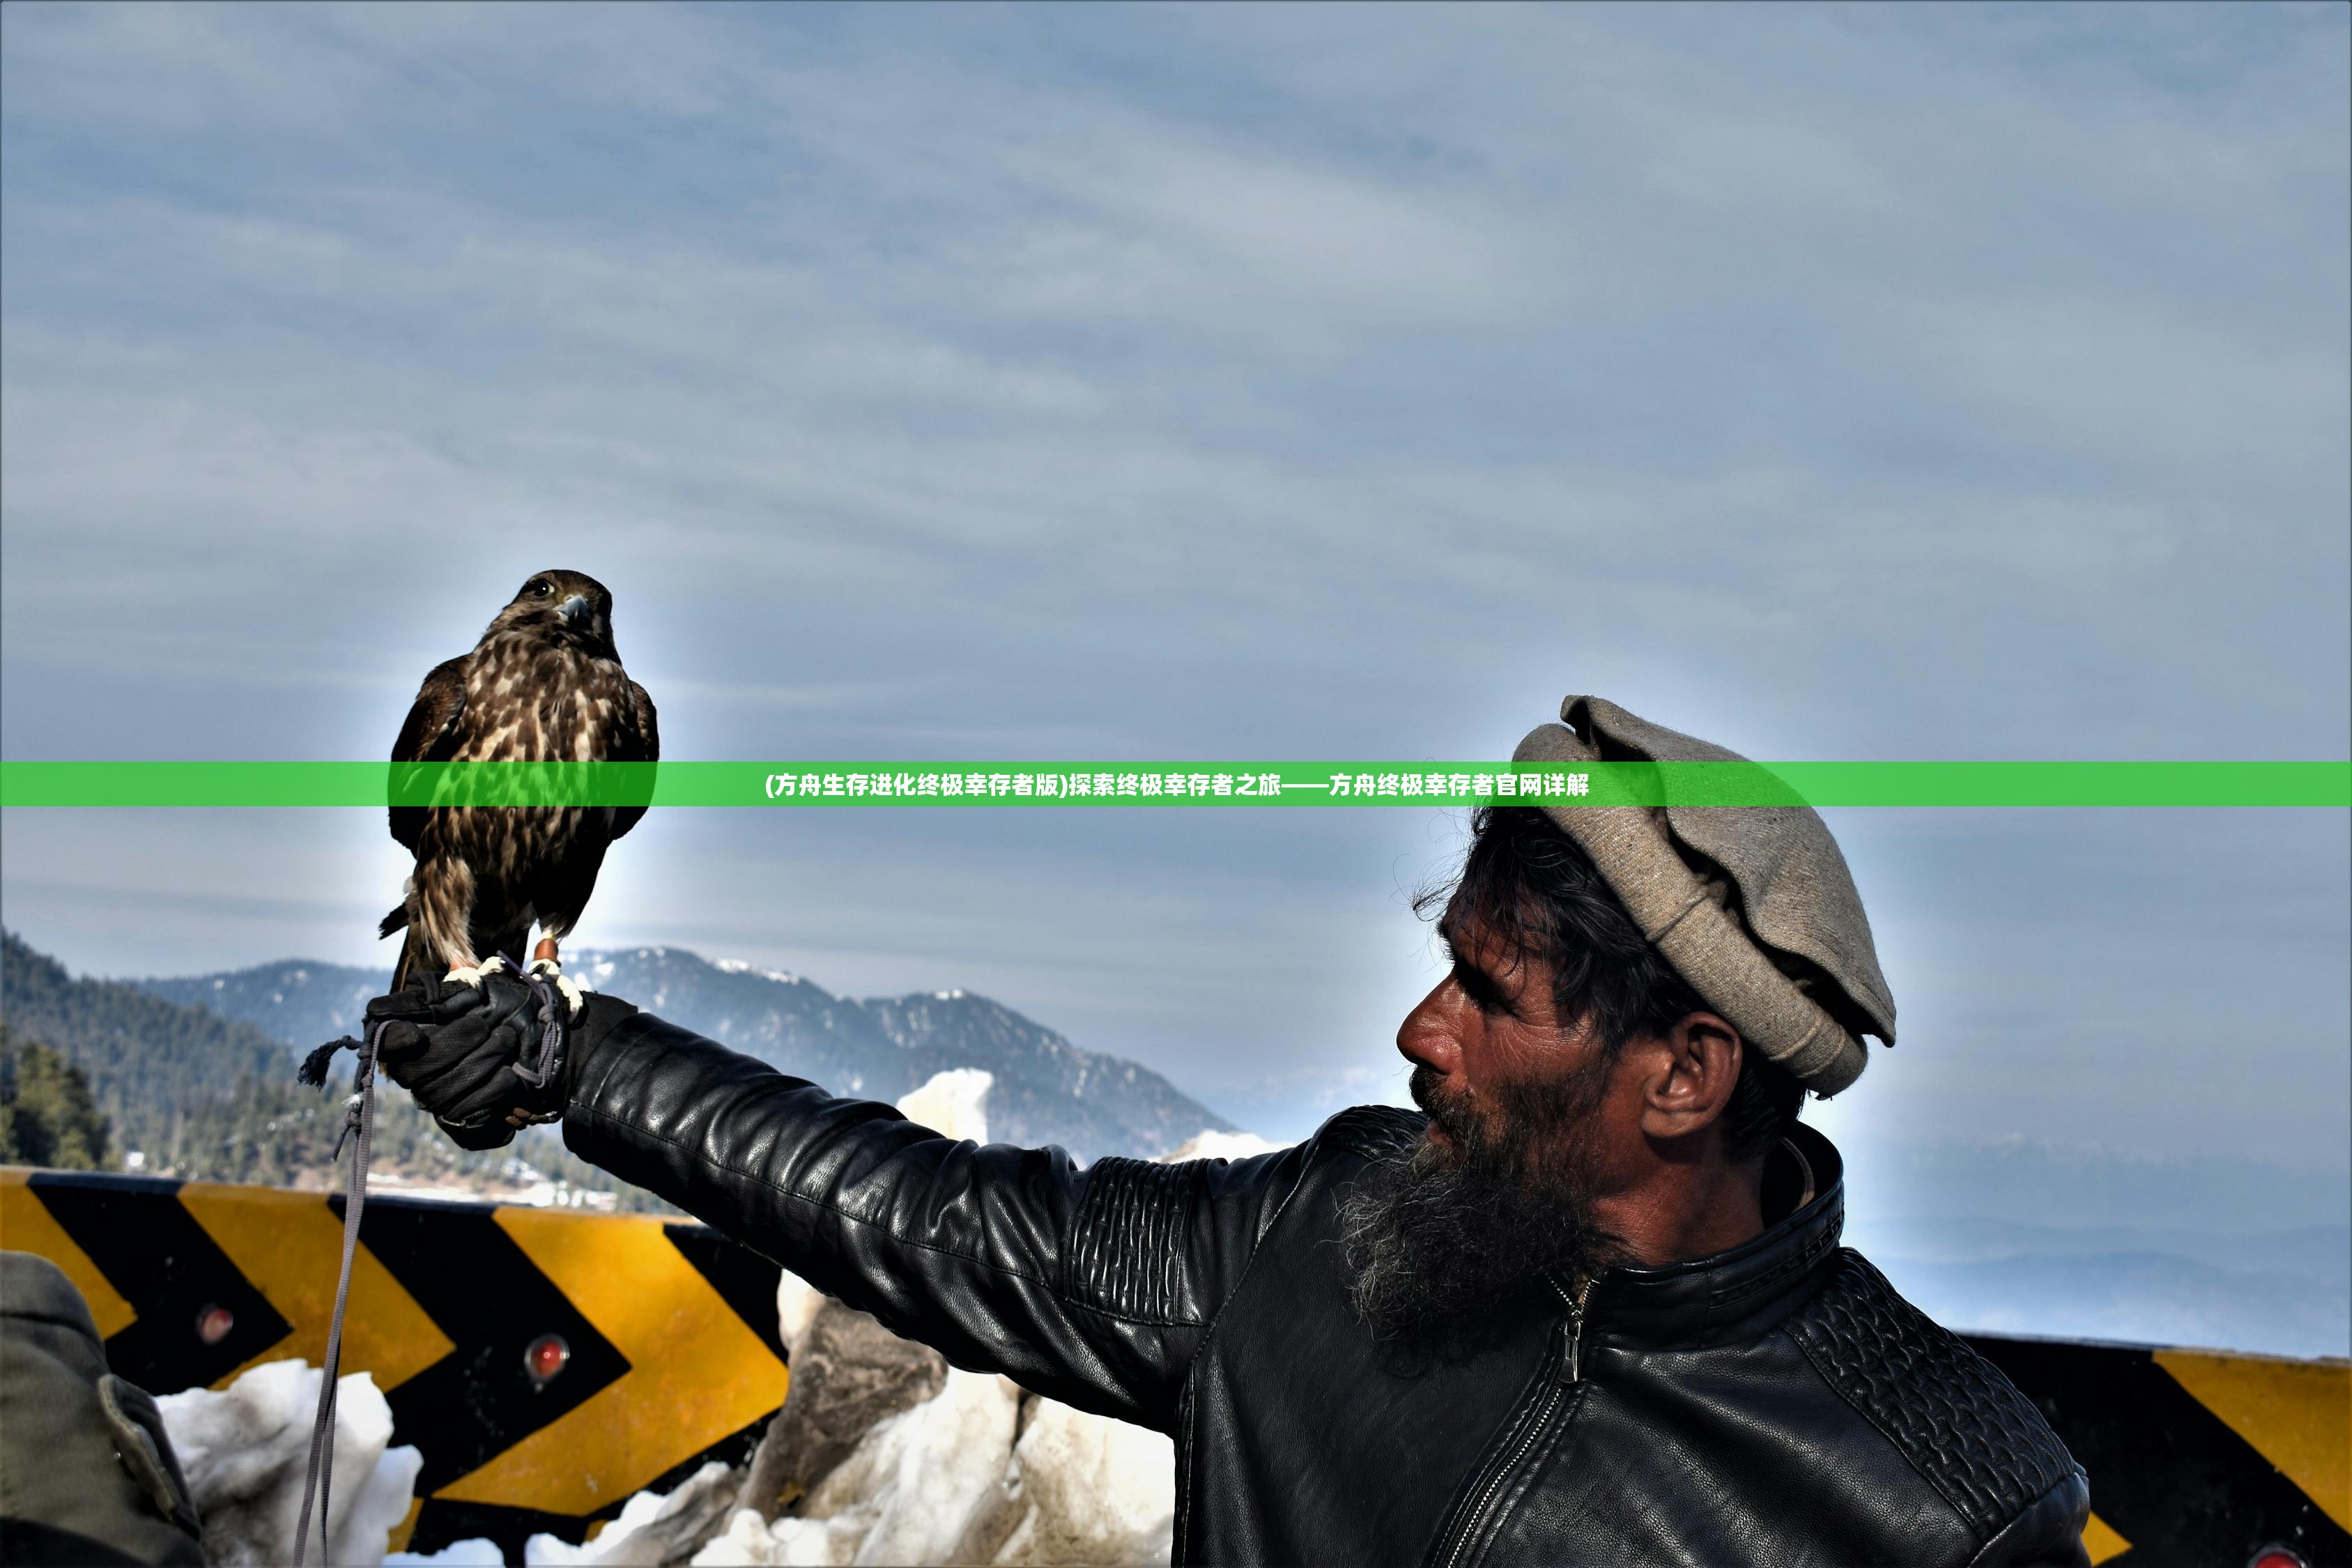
left=387, top=1539, right=505, bottom=1566
left=521, top=1462, right=740, bottom=1565
left=687, top=1366, right=1171, bottom=1566
left=157, top=1359, right=421, bottom=1567
left=893, top=1068, right=995, bottom=1145
left=985, top=1394, right=1176, bottom=1565
left=783, top=1367, right=1022, bottom=1563
left=1158, top=1129, right=1286, bottom=1164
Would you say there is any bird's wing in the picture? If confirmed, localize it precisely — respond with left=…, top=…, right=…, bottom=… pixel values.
left=610, top=678, right=659, bottom=840
left=389, top=656, right=468, bottom=851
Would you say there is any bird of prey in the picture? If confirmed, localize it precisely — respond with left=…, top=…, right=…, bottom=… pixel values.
left=380, top=570, right=658, bottom=1012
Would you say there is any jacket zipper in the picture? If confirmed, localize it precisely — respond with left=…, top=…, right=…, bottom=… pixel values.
left=1561, top=1275, right=1589, bottom=1382
left=1433, top=1277, right=1592, bottom=1568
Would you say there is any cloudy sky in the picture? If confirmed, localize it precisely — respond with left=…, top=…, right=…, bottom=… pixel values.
left=3, top=4, right=2345, bottom=1177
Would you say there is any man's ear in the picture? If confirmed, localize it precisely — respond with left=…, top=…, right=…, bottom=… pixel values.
left=1638, top=1011, right=1743, bottom=1143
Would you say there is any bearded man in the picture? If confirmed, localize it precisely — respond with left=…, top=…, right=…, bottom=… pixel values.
left=367, top=697, right=2090, bottom=1566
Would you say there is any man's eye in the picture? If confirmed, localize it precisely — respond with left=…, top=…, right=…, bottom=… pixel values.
left=1454, top=966, right=1506, bottom=1016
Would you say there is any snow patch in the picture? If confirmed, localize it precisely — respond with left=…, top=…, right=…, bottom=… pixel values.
left=387, top=1539, right=504, bottom=1565
left=1159, top=1130, right=1286, bottom=1165
left=157, top=1360, right=421, bottom=1567
left=693, top=1507, right=863, bottom=1565
left=895, top=1068, right=993, bottom=1146
left=715, top=958, right=802, bottom=984
left=990, top=1396, right=1174, bottom=1565
left=693, top=1371, right=1021, bottom=1566
left=523, top=1461, right=739, bottom=1565
left=815, top=1369, right=1022, bottom=1562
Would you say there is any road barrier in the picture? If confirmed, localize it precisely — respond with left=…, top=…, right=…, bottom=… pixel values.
left=3, top=1167, right=786, bottom=1559
left=3, top=1167, right=2344, bottom=1565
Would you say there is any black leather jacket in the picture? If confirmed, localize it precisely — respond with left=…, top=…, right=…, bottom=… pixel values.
left=562, top=1005, right=2091, bottom=1567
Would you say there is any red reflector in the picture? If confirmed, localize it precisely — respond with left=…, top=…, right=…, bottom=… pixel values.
left=194, top=1304, right=234, bottom=1345
left=2248, top=1548, right=2308, bottom=1568
left=524, top=1332, right=571, bottom=1385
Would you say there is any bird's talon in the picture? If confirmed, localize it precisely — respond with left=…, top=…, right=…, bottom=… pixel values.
left=447, top=954, right=512, bottom=989
left=526, top=958, right=588, bottom=1019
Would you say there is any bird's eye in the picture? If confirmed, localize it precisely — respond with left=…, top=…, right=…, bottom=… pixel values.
left=532, top=581, right=552, bottom=597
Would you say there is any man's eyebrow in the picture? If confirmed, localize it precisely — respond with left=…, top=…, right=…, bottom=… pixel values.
left=1443, top=942, right=1516, bottom=1015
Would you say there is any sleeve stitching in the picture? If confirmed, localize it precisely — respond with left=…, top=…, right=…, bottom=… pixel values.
left=1784, top=1321, right=1985, bottom=1544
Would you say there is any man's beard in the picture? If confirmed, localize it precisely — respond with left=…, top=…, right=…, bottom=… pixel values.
left=1339, top=1058, right=1625, bottom=1367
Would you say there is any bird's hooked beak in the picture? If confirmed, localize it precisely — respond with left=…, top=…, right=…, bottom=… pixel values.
left=556, top=594, right=591, bottom=625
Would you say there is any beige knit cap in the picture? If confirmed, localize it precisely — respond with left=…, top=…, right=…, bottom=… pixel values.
left=1512, top=696, right=1896, bottom=1096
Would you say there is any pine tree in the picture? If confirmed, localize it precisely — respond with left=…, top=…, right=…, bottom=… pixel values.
left=0, top=1024, right=113, bottom=1170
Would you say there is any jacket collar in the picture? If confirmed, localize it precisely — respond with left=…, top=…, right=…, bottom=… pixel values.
left=1577, top=1122, right=1847, bottom=1353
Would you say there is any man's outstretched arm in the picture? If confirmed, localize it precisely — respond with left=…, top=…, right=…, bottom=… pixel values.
left=370, top=974, right=1310, bottom=1434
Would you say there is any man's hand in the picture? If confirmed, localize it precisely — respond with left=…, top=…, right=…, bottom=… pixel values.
left=364, top=971, right=568, bottom=1150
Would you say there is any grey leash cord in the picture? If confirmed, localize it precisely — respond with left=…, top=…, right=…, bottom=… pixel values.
left=514, top=969, right=565, bottom=1089
left=293, top=1020, right=383, bottom=1568
left=286, top=962, right=565, bottom=1561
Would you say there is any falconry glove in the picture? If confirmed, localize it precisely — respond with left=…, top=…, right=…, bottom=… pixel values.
left=366, top=969, right=574, bottom=1148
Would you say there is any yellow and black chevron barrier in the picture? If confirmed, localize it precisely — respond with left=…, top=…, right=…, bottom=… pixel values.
left=4, top=1166, right=2346, bottom=1566
left=2, top=1167, right=789, bottom=1560
left=1969, top=1334, right=2347, bottom=1566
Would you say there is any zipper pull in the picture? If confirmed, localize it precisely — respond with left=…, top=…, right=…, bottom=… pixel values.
left=1552, top=1275, right=1594, bottom=1385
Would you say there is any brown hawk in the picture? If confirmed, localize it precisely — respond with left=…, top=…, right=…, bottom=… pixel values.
left=379, top=569, right=658, bottom=1012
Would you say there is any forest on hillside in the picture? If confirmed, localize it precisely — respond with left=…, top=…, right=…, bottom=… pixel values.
left=0, top=930, right=664, bottom=1208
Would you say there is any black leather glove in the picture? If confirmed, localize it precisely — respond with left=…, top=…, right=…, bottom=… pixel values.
left=364, top=969, right=569, bottom=1150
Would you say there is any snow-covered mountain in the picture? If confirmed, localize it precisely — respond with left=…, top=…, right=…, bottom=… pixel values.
left=137, top=946, right=1234, bottom=1161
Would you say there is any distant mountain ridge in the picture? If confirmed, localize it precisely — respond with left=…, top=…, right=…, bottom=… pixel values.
left=137, top=945, right=1234, bottom=1161
left=0, top=928, right=637, bottom=1201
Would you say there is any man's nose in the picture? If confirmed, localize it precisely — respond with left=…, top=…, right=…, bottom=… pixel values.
left=1396, top=975, right=1466, bottom=1077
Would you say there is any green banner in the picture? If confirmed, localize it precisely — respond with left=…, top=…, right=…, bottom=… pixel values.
left=0, top=760, right=2344, bottom=808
